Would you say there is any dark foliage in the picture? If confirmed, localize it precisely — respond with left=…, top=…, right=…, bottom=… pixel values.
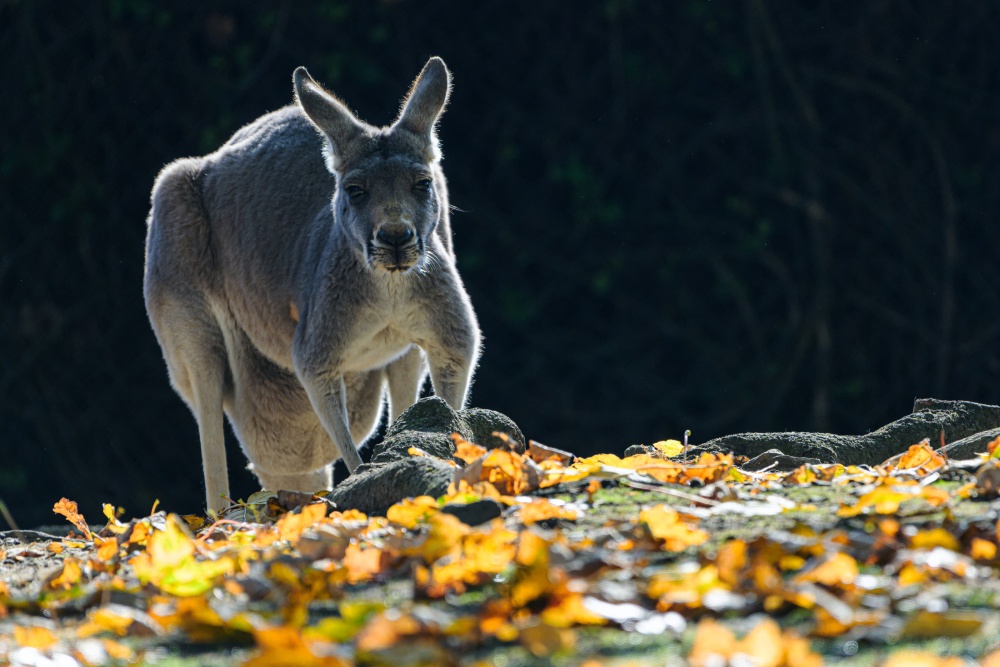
left=3, top=0, right=999, bottom=526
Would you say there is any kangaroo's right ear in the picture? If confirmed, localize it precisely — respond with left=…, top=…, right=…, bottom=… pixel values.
left=294, top=67, right=365, bottom=166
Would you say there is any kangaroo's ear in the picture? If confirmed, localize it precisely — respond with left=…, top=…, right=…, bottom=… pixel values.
left=294, top=67, right=364, bottom=162
left=393, top=57, right=451, bottom=146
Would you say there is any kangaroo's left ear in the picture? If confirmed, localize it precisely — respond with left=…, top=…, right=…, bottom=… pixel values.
left=392, top=57, right=451, bottom=150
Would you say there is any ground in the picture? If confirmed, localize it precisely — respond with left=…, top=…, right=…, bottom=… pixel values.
left=3, top=434, right=1000, bottom=666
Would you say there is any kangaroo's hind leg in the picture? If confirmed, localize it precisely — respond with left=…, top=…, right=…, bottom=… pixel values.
left=144, top=158, right=231, bottom=513
left=145, top=293, right=231, bottom=513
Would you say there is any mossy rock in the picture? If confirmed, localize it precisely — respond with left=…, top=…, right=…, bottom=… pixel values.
left=335, top=398, right=525, bottom=514
left=370, top=397, right=524, bottom=466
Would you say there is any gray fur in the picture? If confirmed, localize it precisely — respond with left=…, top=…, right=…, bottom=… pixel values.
left=143, top=58, right=480, bottom=512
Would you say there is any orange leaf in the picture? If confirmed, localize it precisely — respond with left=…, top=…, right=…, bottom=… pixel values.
left=639, top=505, right=708, bottom=551
left=910, top=527, right=959, bottom=552
left=970, top=537, right=997, bottom=561
left=518, top=498, right=578, bottom=525
left=103, top=639, right=136, bottom=661
left=48, top=557, right=83, bottom=591
left=893, top=442, right=946, bottom=474
left=53, top=497, right=91, bottom=540
left=94, top=536, right=119, bottom=562
left=275, top=503, right=327, bottom=542
left=342, top=543, right=385, bottom=585
left=688, top=618, right=736, bottom=667
left=793, top=552, right=859, bottom=588
left=386, top=496, right=438, bottom=529
left=452, top=434, right=488, bottom=464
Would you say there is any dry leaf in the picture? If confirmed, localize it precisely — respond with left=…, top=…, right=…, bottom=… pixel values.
left=53, top=497, right=92, bottom=540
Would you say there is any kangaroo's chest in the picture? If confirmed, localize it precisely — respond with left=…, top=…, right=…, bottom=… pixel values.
left=339, top=291, right=423, bottom=372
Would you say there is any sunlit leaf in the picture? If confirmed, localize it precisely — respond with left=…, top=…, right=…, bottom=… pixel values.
left=275, top=503, right=327, bottom=542
left=893, top=442, right=946, bottom=475
left=47, top=557, right=83, bottom=591
left=652, top=439, right=684, bottom=458
left=910, top=527, right=959, bottom=552
left=639, top=505, right=708, bottom=551
left=452, top=434, right=488, bottom=464
left=793, top=552, right=859, bottom=588
left=53, top=497, right=92, bottom=540
left=13, top=625, right=59, bottom=650
left=386, top=496, right=439, bottom=529
left=518, top=498, right=578, bottom=525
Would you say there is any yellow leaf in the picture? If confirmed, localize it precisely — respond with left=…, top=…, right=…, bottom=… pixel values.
left=970, top=537, right=997, bottom=561
left=246, top=625, right=350, bottom=667
left=77, top=607, right=136, bottom=638
left=14, top=625, right=59, bottom=650
left=386, top=496, right=438, bottom=529
left=275, top=503, right=327, bottom=542
left=511, top=531, right=552, bottom=608
left=738, top=618, right=784, bottom=667
left=342, top=542, right=385, bottom=585
left=102, top=504, right=129, bottom=534
left=688, top=618, right=736, bottom=667
left=518, top=498, right=577, bottom=525
left=48, top=557, right=84, bottom=590
left=988, top=435, right=1000, bottom=459
left=131, top=515, right=234, bottom=597
left=793, top=552, right=859, bottom=588
left=716, top=539, right=747, bottom=585
left=893, top=442, right=946, bottom=474
left=837, top=484, right=912, bottom=517
left=898, top=563, right=929, bottom=587
left=181, top=514, right=207, bottom=532
left=910, top=527, right=959, bottom=552
left=452, top=434, right=488, bottom=464
left=540, top=593, right=606, bottom=627
left=652, top=439, right=684, bottom=457
left=47, top=542, right=64, bottom=554
left=53, top=497, right=91, bottom=540
left=639, top=505, right=708, bottom=551
left=94, top=536, right=119, bottom=562
left=103, top=639, right=136, bottom=661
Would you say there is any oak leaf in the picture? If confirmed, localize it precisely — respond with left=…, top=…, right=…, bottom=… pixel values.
left=53, top=497, right=91, bottom=540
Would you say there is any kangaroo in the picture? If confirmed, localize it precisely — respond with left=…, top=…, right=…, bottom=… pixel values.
left=143, top=57, right=480, bottom=512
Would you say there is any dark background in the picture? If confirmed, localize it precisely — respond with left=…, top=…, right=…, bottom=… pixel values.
left=3, top=1, right=999, bottom=527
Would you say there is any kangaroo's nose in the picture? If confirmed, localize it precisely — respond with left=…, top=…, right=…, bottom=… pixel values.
left=376, top=226, right=414, bottom=247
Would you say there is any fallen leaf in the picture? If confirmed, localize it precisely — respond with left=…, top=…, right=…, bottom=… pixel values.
left=639, top=505, right=708, bottom=551
left=14, top=625, right=59, bottom=650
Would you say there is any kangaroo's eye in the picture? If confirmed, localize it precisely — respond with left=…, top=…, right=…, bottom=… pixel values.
left=414, top=179, right=432, bottom=192
left=344, top=184, right=366, bottom=200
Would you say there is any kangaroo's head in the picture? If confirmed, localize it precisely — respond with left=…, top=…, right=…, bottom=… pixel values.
left=294, top=58, right=451, bottom=273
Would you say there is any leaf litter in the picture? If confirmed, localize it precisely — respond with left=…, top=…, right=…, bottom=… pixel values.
left=3, top=436, right=1000, bottom=665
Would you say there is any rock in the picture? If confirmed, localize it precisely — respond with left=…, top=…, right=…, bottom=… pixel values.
left=623, top=444, right=656, bottom=458
left=696, top=399, right=1000, bottom=466
left=440, top=499, right=505, bottom=526
left=333, top=399, right=526, bottom=515
left=742, top=449, right=821, bottom=472
left=462, top=407, right=526, bottom=452
left=369, top=397, right=526, bottom=466
left=944, top=427, right=1000, bottom=460
left=328, top=456, right=455, bottom=517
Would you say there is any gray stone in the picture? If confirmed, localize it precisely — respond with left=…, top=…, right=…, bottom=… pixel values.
left=440, top=499, right=505, bottom=526
left=328, top=456, right=455, bottom=517
left=696, top=399, right=1000, bottom=466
